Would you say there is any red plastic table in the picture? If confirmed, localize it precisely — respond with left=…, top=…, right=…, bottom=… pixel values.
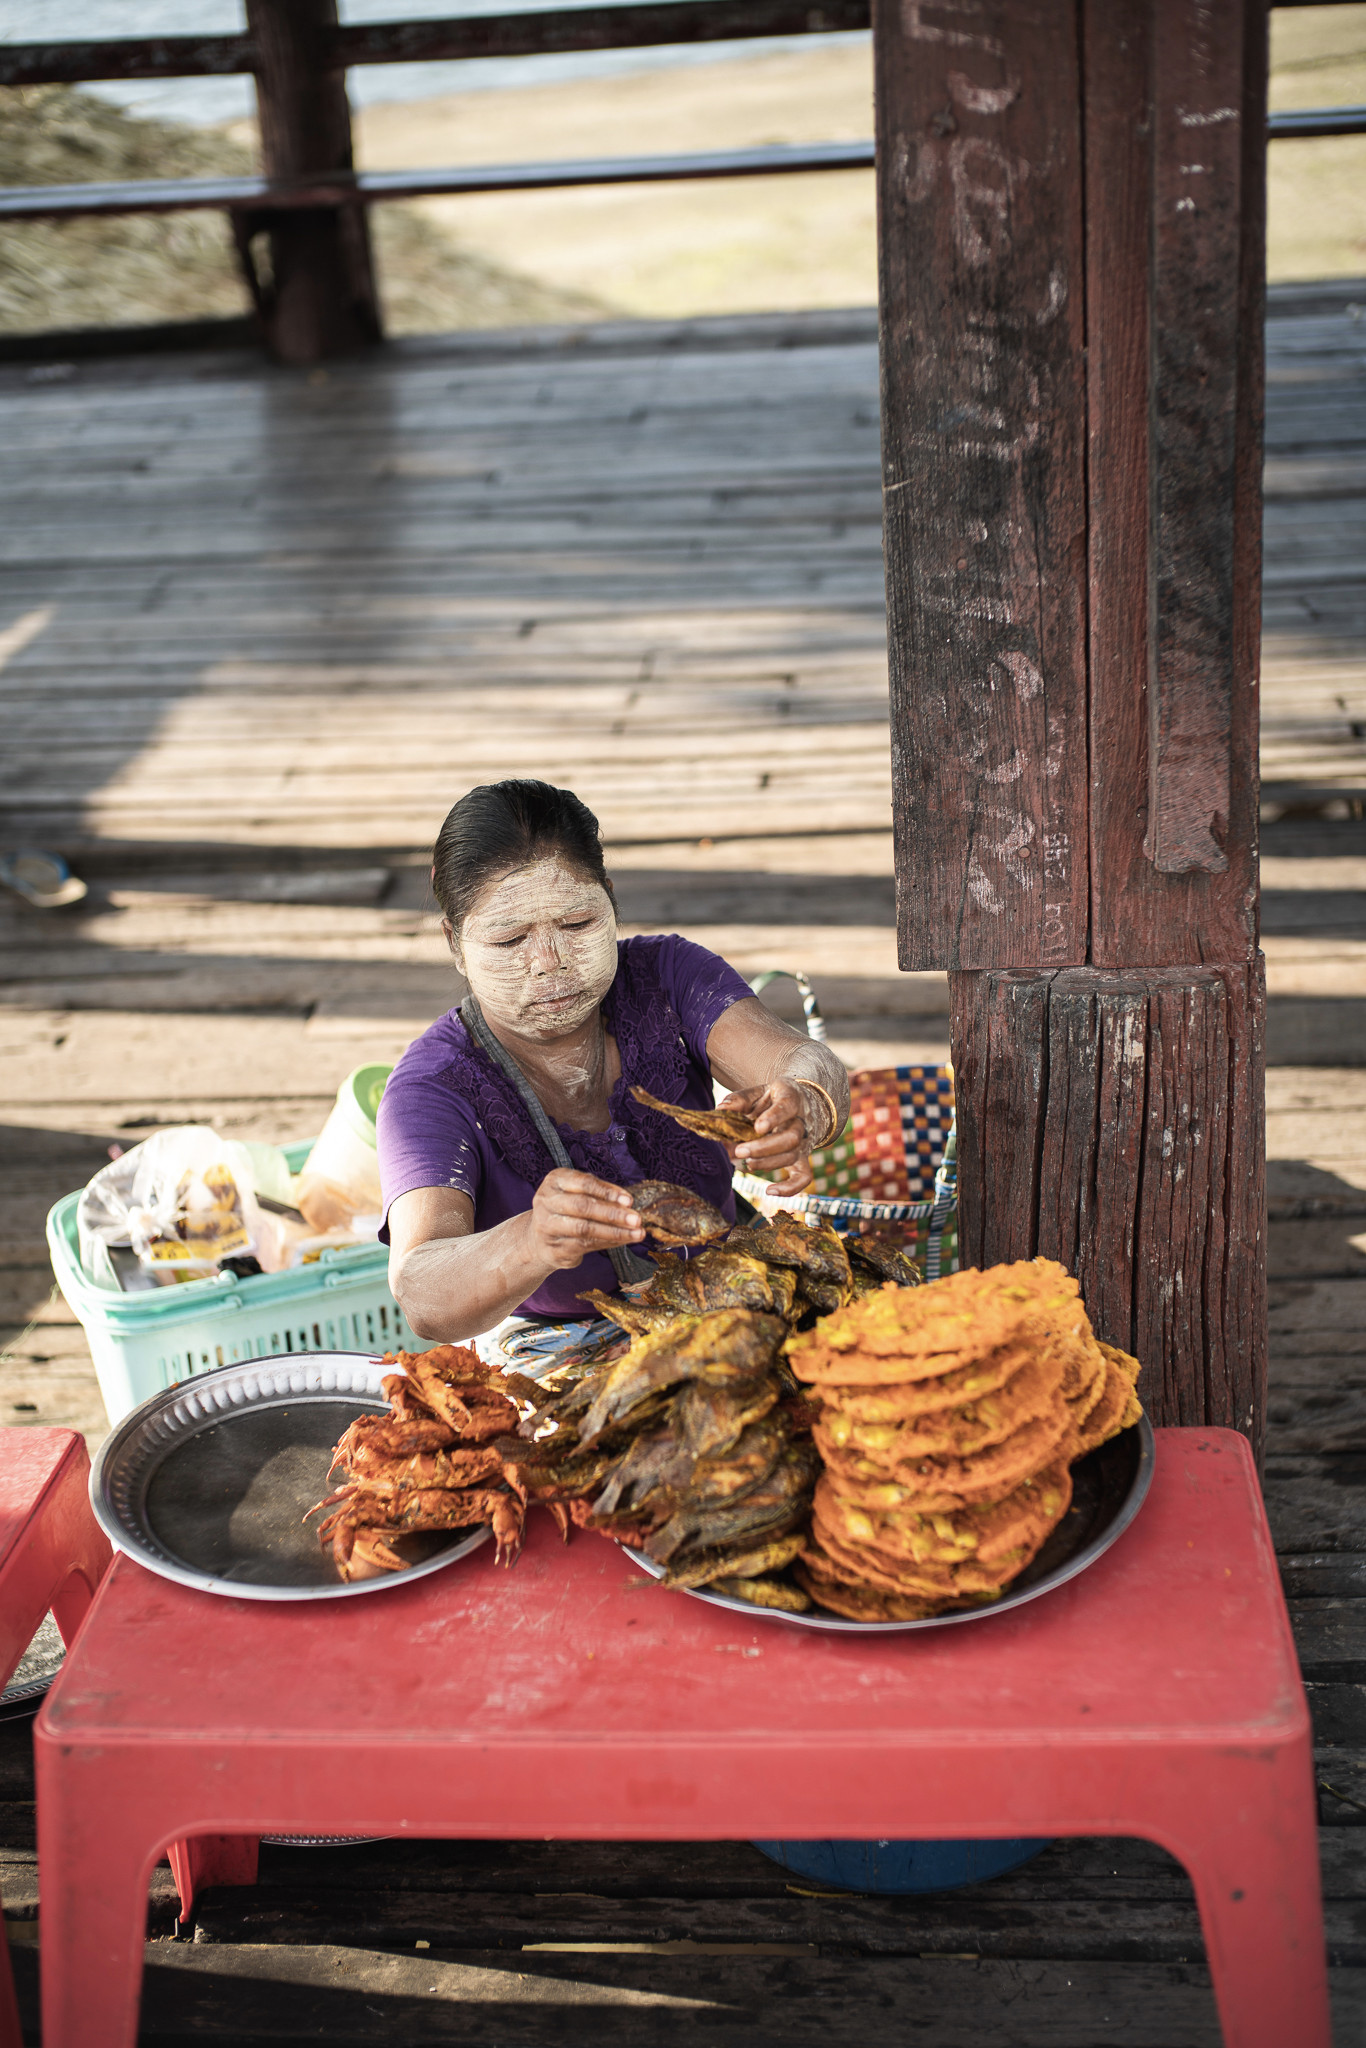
left=35, top=1427, right=1328, bottom=2048
left=0, top=1428, right=112, bottom=2047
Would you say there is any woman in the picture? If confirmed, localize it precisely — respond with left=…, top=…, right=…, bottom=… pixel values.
left=380, top=779, right=849, bottom=1350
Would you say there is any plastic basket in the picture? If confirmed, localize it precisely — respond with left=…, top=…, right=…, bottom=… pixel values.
left=46, top=1140, right=426, bottom=1426
left=737, top=972, right=958, bottom=1281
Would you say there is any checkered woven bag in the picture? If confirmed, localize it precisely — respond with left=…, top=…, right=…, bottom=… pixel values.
left=732, top=972, right=959, bottom=1281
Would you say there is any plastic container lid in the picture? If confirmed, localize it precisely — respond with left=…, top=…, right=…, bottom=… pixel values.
left=333, top=1065, right=392, bottom=1150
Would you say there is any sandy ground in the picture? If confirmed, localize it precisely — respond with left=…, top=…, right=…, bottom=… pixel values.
left=337, top=45, right=878, bottom=320
left=1268, top=3, right=1366, bottom=280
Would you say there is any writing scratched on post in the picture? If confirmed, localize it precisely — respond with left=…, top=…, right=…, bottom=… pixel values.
left=882, top=0, right=1087, bottom=969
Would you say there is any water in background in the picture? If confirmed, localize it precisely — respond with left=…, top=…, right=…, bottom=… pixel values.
left=0, top=0, right=867, bottom=127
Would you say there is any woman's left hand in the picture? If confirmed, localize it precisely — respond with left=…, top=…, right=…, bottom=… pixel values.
left=720, top=1079, right=829, bottom=1194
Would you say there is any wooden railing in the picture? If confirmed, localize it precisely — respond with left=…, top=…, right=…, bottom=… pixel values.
left=2, top=0, right=1364, bottom=362
left=0, top=142, right=878, bottom=224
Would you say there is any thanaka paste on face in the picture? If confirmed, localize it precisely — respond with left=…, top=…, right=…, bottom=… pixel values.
left=455, top=859, right=618, bottom=1040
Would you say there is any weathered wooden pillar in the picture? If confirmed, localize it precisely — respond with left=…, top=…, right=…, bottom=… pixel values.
left=241, top=0, right=381, bottom=363
left=875, top=0, right=1268, bottom=1449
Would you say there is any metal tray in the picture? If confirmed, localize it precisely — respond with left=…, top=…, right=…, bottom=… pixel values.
left=624, top=1414, right=1155, bottom=1632
left=91, top=1352, right=489, bottom=1601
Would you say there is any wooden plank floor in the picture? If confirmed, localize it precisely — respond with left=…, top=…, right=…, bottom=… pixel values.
left=2, top=283, right=1365, bottom=2043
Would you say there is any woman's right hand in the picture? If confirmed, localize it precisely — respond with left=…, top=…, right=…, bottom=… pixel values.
left=527, top=1169, right=644, bottom=1271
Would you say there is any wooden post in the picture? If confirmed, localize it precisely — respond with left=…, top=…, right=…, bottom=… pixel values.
left=241, top=0, right=381, bottom=363
left=875, top=0, right=1268, bottom=1450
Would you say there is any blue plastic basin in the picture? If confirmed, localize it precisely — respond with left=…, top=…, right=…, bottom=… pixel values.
left=752, top=1836, right=1050, bottom=1894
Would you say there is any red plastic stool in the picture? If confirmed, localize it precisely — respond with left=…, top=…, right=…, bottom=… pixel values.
left=163, top=1834, right=257, bottom=1927
left=35, top=1429, right=1329, bottom=2048
left=0, top=1428, right=112, bottom=2045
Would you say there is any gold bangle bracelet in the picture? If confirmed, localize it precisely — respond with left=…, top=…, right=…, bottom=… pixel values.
left=795, top=1078, right=842, bottom=1148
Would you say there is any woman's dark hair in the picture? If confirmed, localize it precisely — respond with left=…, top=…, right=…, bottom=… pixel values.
left=432, top=780, right=613, bottom=929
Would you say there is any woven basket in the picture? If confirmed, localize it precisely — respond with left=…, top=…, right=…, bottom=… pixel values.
left=733, top=972, right=958, bottom=1281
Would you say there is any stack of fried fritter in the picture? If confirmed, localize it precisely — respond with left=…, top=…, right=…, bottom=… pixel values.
left=498, top=1307, right=822, bottom=1612
left=787, top=1260, right=1143, bottom=1622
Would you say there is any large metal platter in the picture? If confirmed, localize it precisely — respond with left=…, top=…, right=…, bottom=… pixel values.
left=624, top=1415, right=1155, bottom=1632
left=91, top=1352, right=489, bottom=1601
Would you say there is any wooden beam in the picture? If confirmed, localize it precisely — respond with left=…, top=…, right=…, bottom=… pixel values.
left=241, top=0, right=380, bottom=366
left=0, top=144, right=878, bottom=226
left=0, top=3, right=871, bottom=88
left=0, top=35, right=253, bottom=86
left=878, top=0, right=1269, bottom=1445
left=1084, top=0, right=1263, bottom=962
left=875, top=0, right=1090, bottom=972
left=950, top=964, right=1266, bottom=1451
left=4, top=1, right=1352, bottom=93
left=331, top=0, right=873, bottom=66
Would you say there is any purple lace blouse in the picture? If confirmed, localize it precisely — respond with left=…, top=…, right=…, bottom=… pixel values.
left=376, top=933, right=753, bottom=1316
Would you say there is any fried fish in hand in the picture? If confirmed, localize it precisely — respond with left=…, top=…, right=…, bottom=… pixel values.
left=624, top=1181, right=729, bottom=1247
left=630, top=1085, right=758, bottom=1148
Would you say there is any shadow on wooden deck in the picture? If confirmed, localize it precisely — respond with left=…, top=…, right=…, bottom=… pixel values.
left=1, top=293, right=1364, bottom=2043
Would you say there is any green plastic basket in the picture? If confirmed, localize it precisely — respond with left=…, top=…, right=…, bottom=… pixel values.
left=46, top=1140, right=428, bottom=1426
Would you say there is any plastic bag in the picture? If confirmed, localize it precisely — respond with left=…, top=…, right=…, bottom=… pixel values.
left=78, top=1127, right=265, bottom=1285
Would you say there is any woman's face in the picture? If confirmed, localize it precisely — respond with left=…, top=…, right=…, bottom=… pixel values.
left=453, top=858, right=618, bottom=1039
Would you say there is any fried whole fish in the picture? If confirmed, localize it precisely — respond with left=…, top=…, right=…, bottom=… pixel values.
left=592, top=1412, right=787, bottom=1525
left=577, top=1289, right=679, bottom=1335
left=642, top=1248, right=777, bottom=1315
left=672, top=1374, right=779, bottom=1457
left=710, top=1572, right=811, bottom=1613
left=729, top=1212, right=848, bottom=1282
left=662, top=1529, right=809, bottom=1590
left=677, top=1415, right=787, bottom=1506
left=646, top=1438, right=819, bottom=1565
left=764, top=1265, right=800, bottom=1318
left=846, top=1234, right=923, bottom=1288
left=588, top=1425, right=697, bottom=1518
left=625, top=1180, right=729, bottom=1247
left=576, top=1309, right=787, bottom=1446
left=728, top=1214, right=853, bottom=1314
left=796, top=1275, right=848, bottom=1317
left=849, top=1267, right=888, bottom=1299
left=630, top=1084, right=758, bottom=1148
